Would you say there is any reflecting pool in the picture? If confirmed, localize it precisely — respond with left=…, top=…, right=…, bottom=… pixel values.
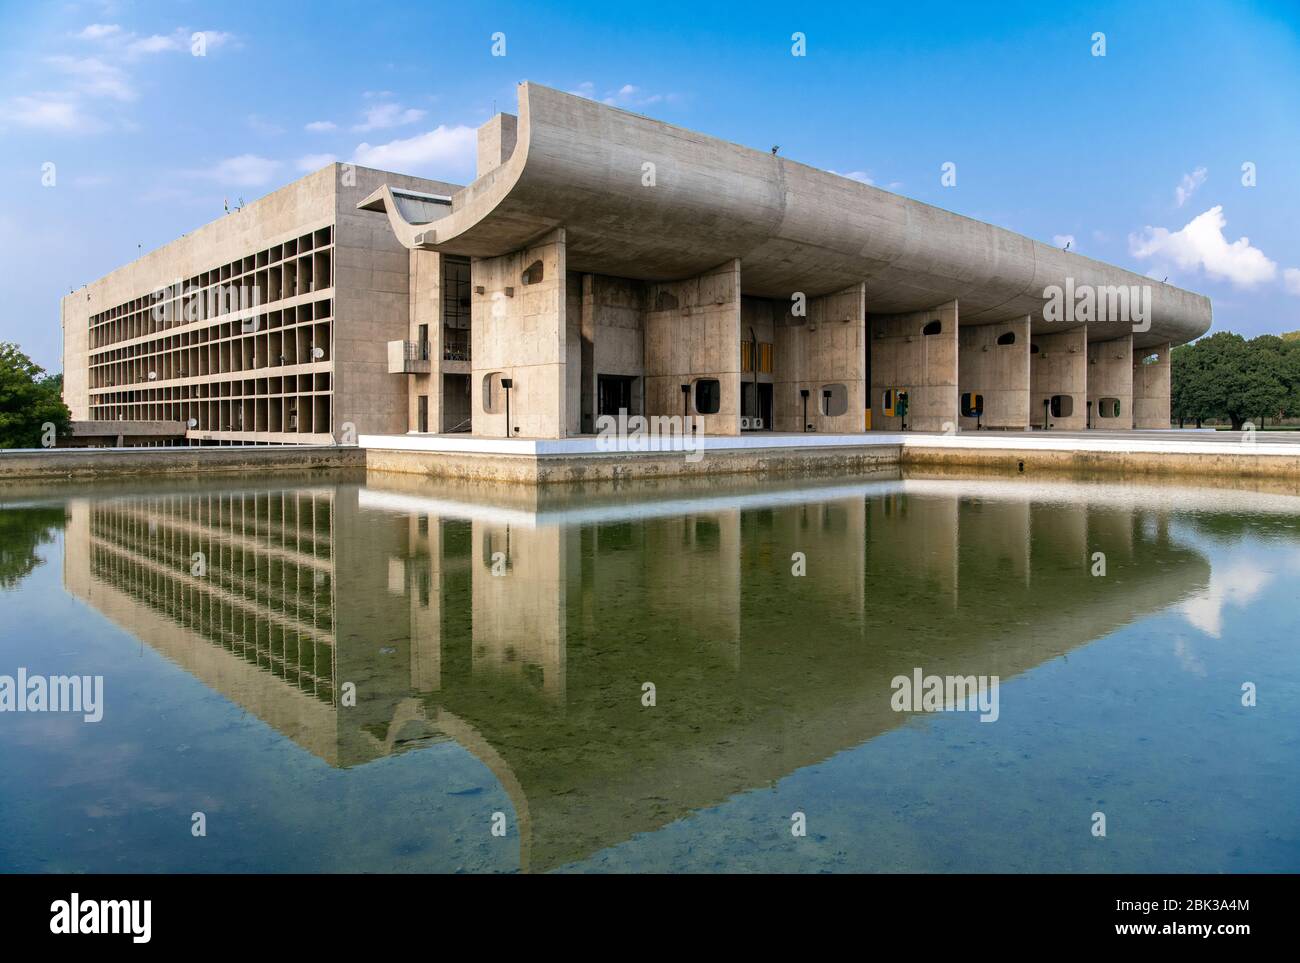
left=1, top=469, right=1297, bottom=872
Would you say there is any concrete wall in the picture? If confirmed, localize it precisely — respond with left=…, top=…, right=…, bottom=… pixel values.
left=1133, top=341, right=1172, bottom=429
left=771, top=284, right=866, bottom=433
left=1088, top=333, right=1134, bottom=429
left=406, top=248, right=441, bottom=432
left=336, top=166, right=457, bottom=437
left=869, top=300, right=958, bottom=432
left=958, top=317, right=1030, bottom=430
left=579, top=274, right=647, bottom=433
left=644, top=259, right=741, bottom=435
left=471, top=228, right=568, bottom=438
left=1029, top=327, right=1088, bottom=430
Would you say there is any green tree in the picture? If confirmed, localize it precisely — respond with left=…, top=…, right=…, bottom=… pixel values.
left=0, top=506, right=67, bottom=589
left=0, top=342, right=71, bottom=448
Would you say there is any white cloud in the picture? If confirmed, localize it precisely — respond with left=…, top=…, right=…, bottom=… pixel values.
left=353, top=102, right=426, bottom=132
left=199, top=154, right=281, bottom=187
left=78, top=24, right=233, bottom=58
left=78, top=24, right=123, bottom=41
left=46, top=55, right=134, bottom=100
left=1130, top=206, right=1277, bottom=288
left=1284, top=268, right=1300, bottom=296
left=297, top=153, right=337, bottom=172
left=6, top=23, right=234, bottom=136
left=1181, top=559, right=1272, bottom=638
left=1175, top=166, right=1207, bottom=207
left=305, top=120, right=337, bottom=132
left=568, top=81, right=674, bottom=108
left=1053, top=233, right=1076, bottom=250
left=352, top=125, right=477, bottom=177
left=1, top=95, right=103, bottom=132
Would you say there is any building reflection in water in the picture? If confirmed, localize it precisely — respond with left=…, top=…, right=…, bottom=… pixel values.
left=62, top=470, right=1215, bottom=871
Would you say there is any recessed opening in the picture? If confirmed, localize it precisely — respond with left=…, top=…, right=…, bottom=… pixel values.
left=522, top=259, right=544, bottom=285
left=821, top=383, right=848, bottom=417
left=996, top=331, right=1016, bottom=346
left=960, top=392, right=984, bottom=417
left=1050, top=394, right=1074, bottom=418
left=694, top=378, right=721, bottom=415
left=922, top=320, right=942, bottom=336
left=1098, top=397, right=1121, bottom=418
left=482, top=372, right=504, bottom=414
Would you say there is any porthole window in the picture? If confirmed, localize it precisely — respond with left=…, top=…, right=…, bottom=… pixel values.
left=960, top=392, right=984, bottom=417
left=997, top=331, right=1016, bottom=346
left=1050, top=394, right=1074, bottom=418
left=922, top=320, right=942, bottom=336
left=522, top=259, right=544, bottom=285
left=1098, top=397, right=1121, bottom=418
left=694, top=378, right=721, bottom=415
left=1030, top=343, right=1040, bottom=355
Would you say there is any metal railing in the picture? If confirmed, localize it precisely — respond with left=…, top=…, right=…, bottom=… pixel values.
left=443, top=331, right=470, bottom=362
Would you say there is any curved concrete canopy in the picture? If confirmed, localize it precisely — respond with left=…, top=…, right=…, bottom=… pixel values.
left=363, top=82, right=1211, bottom=349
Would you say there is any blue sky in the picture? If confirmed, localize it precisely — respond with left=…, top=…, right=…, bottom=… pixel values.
left=2, top=0, right=1298, bottom=372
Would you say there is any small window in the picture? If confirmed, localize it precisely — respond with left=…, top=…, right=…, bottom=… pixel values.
left=882, top=388, right=894, bottom=413
left=1139, top=352, right=1160, bottom=365
left=1050, top=394, right=1074, bottom=418
left=1030, top=343, right=1040, bottom=355
left=922, top=320, right=942, bottom=336
left=1098, top=397, right=1121, bottom=418
left=996, top=331, right=1016, bottom=346
left=821, top=383, right=848, bottom=417
left=482, top=372, right=504, bottom=413
left=522, top=259, right=544, bottom=285
left=694, top=378, right=721, bottom=415
left=960, top=392, right=984, bottom=417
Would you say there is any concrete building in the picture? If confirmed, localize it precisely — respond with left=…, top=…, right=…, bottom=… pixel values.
left=62, top=83, right=1211, bottom=446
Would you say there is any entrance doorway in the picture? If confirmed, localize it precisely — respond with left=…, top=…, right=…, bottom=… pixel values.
left=597, top=374, right=636, bottom=418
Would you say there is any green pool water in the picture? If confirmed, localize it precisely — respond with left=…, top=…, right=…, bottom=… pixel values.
left=1, top=469, right=1296, bottom=873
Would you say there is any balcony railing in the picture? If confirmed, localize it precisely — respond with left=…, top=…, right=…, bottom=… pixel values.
left=443, top=330, right=470, bottom=363
left=387, top=340, right=431, bottom=374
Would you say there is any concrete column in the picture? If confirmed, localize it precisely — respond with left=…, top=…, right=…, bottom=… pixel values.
left=471, top=519, right=566, bottom=701
left=1029, top=326, right=1087, bottom=430
left=958, top=317, right=1030, bottom=429
left=772, top=283, right=866, bottom=432
left=470, top=228, right=568, bottom=438
left=1133, top=342, right=1172, bottom=429
left=868, top=299, right=958, bottom=432
left=565, top=273, right=582, bottom=436
left=1087, top=332, right=1134, bottom=429
left=644, top=259, right=742, bottom=435
left=408, top=249, right=441, bottom=433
